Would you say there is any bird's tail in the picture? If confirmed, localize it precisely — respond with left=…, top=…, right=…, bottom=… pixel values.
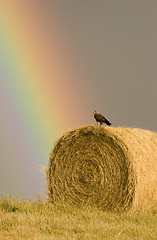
left=106, top=120, right=111, bottom=126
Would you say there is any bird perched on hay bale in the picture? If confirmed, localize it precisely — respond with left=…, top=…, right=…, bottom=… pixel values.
left=93, top=110, right=111, bottom=126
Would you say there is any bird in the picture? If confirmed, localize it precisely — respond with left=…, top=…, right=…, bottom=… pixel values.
left=93, top=110, right=111, bottom=127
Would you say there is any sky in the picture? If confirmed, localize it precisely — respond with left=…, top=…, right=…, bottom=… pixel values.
left=0, top=0, right=157, bottom=199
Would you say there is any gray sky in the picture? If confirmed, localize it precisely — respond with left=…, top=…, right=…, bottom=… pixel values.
left=53, top=0, right=157, bottom=131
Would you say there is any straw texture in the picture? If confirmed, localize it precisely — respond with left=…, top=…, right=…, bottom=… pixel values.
left=47, top=126, right=157, bottom=211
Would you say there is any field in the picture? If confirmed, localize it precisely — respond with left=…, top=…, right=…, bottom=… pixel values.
left=1, top=126, right=156, bottom=239
left=0, top=196, right=156, bottom=240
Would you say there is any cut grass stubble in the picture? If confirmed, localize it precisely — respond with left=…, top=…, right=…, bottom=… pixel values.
left=0, top=196, right=157, bottom=240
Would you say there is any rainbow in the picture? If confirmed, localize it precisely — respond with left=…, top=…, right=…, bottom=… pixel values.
left=0, top=0, right=90, bottom=188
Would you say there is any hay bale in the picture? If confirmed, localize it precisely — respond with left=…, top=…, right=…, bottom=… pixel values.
left=47, top=126, right=157, bottom=211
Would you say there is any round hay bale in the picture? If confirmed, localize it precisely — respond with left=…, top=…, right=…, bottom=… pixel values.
left=47, top=126, right=157, bottom=211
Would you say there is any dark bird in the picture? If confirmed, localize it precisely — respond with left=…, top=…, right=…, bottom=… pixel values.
left=93, top=110, right=111, bottom=126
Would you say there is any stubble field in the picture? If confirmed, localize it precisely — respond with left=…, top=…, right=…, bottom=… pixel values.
left=0, top=196, right=156, bottom=240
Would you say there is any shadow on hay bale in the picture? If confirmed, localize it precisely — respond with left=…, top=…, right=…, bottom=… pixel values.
left=47, top=126, right=157, bottom=211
